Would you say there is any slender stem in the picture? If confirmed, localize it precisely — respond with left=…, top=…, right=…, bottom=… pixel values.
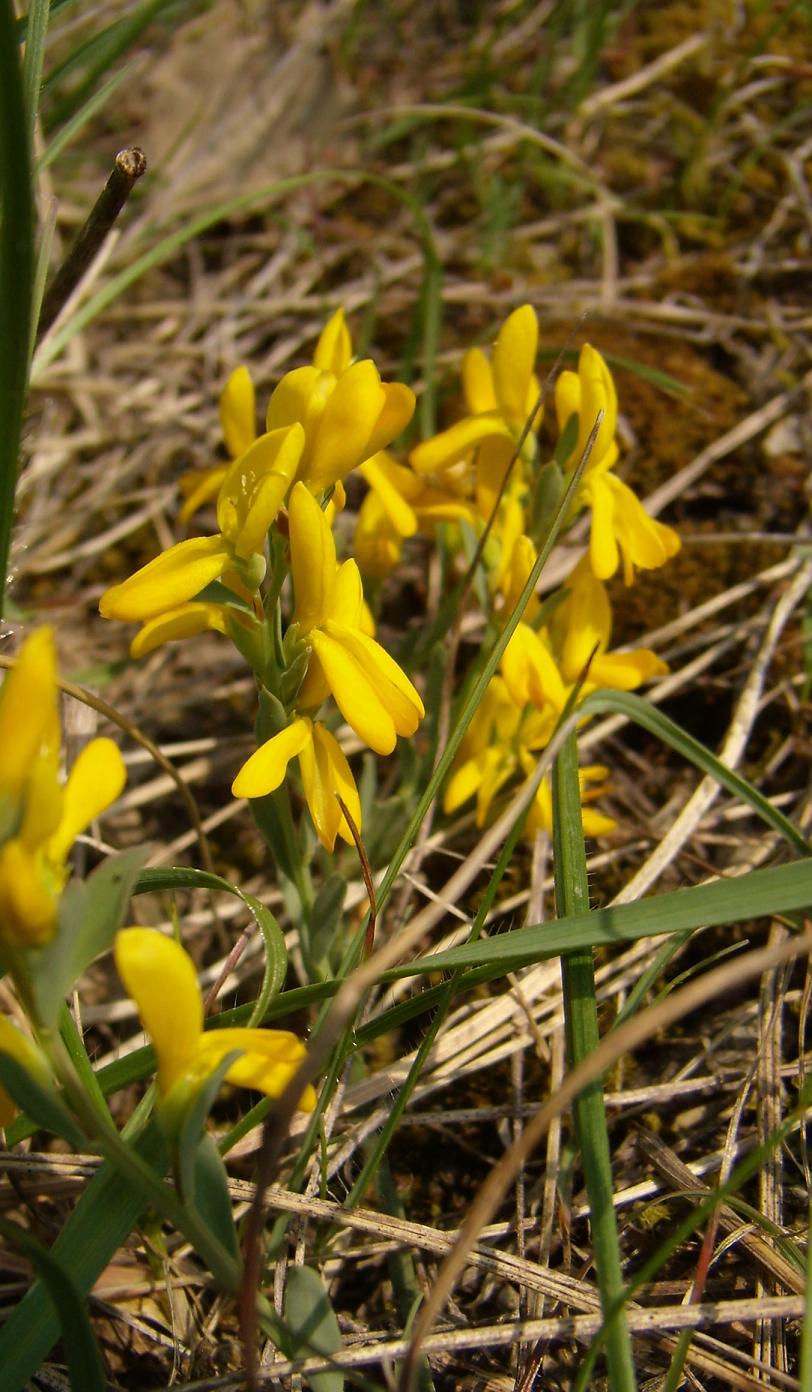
left=553, top=729, right=637, bottom=1392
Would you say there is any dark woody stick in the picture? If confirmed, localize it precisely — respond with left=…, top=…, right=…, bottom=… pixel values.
left=37, top=145, right=146, bottom=339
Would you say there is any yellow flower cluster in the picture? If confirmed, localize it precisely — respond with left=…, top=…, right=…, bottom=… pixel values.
left=0, top=628, right=126, bottom=946
left=100, top=312, right=424, bottom=852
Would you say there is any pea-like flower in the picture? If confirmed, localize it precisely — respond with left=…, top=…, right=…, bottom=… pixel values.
left=410, top=304, right=542, bottom=517
left=444, top=676, right=614, bottom=837
left=232, top=716, right=362, bottom=853
left=354, top=451, right=474, bottom=578
left=287, top=483, right=424, bottom=755
left=0, top=629, right=126, bottom=945
left=178, top=364, right=258, bottom=521
left=555, top=344, right=680, bottom=583
left=114, top=927, right=316, bottom=1120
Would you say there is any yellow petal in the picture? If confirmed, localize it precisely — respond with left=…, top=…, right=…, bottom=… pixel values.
left=410, top=412, right=511, bottom=475
left=557, top=561, right=611, bottom=682
left=313, top=309, right=352, bottom=376
left=178, top=465, right=228, bottom=523
left=232, top=717, right=312, bottom=799
left=354, top=492, right=403, bottom=579
left=491, top=304, right=538, bottom=429
left=114, top=928, right=202, bottom=1094
left=99, top=537, right=232, bottom=623
left=586, top=475, right=620, bottom=581
left=299, top=721, right=362, bottom=851
left=289, top=482, right=337, bottom=632
left=359, top=455, right=418, bottom=537
left=0, top=839, right=57, bottom=945
left=323, top=624, right=424, bottom=734
left=462, top=346, right=497, bottom=413
left=362, top=382, right=416, bottom=460
left=554, top=369, right=581, bottom=436
left=217, top=425, right=305, bottom=557
left=19, top=753, right=63, bottom=848
left=308, top=360, right=386, bottom=490
left=576, top=344, right=618, bottom=470
left=605, top=474, right=681, bottom=582
left=443, top=753, right=488, bottom=814
left=0, top=1017, right=52, bottom=1123
left=501, top=624, right=566, bottom=712
left=130, top=602, right=229, bottom=659
left=48, top=738, right=126, bottom=865
left=331, top=558, right=365, bottom=628
left=590, top=649, right=668, bottom=690
left=310, top=631, right=397, bottom=754
left=0, top=628, right=58, bottom=802
left=265, top=365, right=323, bottom=434
left=474, top=436, right=516, bottom=521
left=220, top=366, right=256, bottom=459
left=196, top=1027, right=315, bottom=1110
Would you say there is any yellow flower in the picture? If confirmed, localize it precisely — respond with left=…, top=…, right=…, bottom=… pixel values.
left=410, top=305, right=542, bottom=517
left=555, top=344, right=680, bottom=583
left=444, top=675, right=615, bottom=838
left=0, top=629, right=126, bottom=945
left=100, top=426, right=305, bottom=637
left=354, top=451, right=475, bottom=578
left=178, top=309, right=352, bottom=524
left=179, top=365, right=258, bottom=522
left=232, top=716, right=361, bottom=853
left=265, top=355, right=415, bottom=495
left=552, top=558, right=669, bottom=691
left=114, top=927, right=316, bottom=1116
left=288, top=483, right=424, bottom=755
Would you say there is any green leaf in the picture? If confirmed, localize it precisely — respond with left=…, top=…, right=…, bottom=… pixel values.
left=132, top=864, right=288, bottom=1022
left=176, top=1051, right=239, bottom=1204
left=282, top=1265, right=344, bottom=1392
left=307, top=873, right=347, bottom=978
left=0, top=1111, right=168, bottom=1392
left=578, top=688, right=810, bottom=857
left=31, top=847, right=149, bottom=1025
left=0, top=1053, right=84, bottom=1147
left=186, top=1132, right=240, bottom=1265
left=0, top=0, right=34, bottom=619
left=383, top=857, right=812, bottom=977
left=0, top=1216, right=105, bottom=1392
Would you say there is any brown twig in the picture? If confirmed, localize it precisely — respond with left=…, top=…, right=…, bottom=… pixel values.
left=37, top=146, right=147, bottom=340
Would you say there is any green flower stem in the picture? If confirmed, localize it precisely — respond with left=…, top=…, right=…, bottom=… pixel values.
left=553, top=729, right=637, bottom=1392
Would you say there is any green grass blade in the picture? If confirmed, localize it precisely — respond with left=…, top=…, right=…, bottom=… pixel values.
left=0, top=0, right=34, bottom=619
left=553, top=730, right=636, bottom=1392
left=383, top=857, right=812, bottom=976
left=20, top=0, right=49, bottom=148
left=0, top=1216, right=106, bottom=1392
left=35, top=61, right=133, bottom=173
left=578, top=689, right=810, bottom=856
left=0, top=1107, right=167, bottom=1392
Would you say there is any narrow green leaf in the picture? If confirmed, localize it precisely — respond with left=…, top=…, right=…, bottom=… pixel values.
left=383, top=857, right=812, bottom=976
left=133, top=864, right=288, bottom=1019
left=20, top=0, right=50, bottom=148
left=579, top=688, right=811, bottom=857
left=282, top=1265, right=344, bottom=1392
left=32, top=847, right=149, bottom=1025
left=187, top=1132, right=240, bottom=1264
left=0, top=1216, right=105, bottom=1392
left=0, top=1107, right=167, bottom=1392
left=0, top=0, right=34, bottom=619
left=0, top=1053, right=84, bottom=1147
